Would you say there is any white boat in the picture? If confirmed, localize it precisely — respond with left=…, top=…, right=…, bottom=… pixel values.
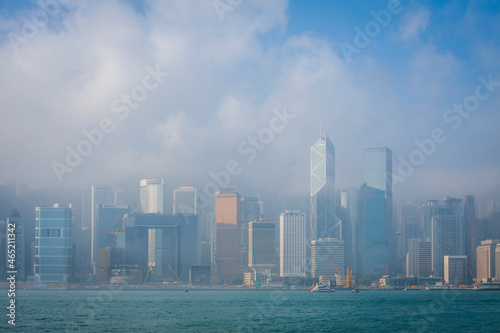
left=310, top=284, right=335, bottom=292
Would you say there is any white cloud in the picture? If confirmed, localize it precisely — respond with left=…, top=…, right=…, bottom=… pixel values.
left=400, top=8, right=430, bottom=40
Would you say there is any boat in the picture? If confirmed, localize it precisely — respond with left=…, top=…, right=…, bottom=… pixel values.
left=309, top=284, right=335, bottom=292
left=351, top=289, right=359, bottom=293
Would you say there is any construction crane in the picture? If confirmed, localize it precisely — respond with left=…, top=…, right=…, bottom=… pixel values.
left=467, top=261, right=476, bottom=285
left=330, top=258, right=347, bottom=288
left=168, top=264, right=182, bottom=283
left=251, top=248, right=260, bottom=288
left=116, top=267, right=126, bottom=286
left=376, top=264, right=390, bottom=288
left=142, top=266, right=152, bottom=285
left=212, top=247, right=225, bottom=285
left=105, top=228, right=125, bottom=249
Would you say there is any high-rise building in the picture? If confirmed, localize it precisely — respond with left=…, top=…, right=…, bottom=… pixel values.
left=406, top=238, right=431, bottom=278
left=123, top=213, right=198, bottom=282
left=140, top=178, right=166, bottom=214
left=248, top=219, right=276, bottom=280
left=339, top=188, right=358, bottom=273
left=431, top=197, right=464, bottom=277
left=35, top=204, right=72, bottom=283
left=310, top=133, right=341, bottom=241
left=311, top=238, right=344, bottom=282
left=464, top=195, right=477, bottom=275
left=92, top=204, right=130, bottom=267
left=240, top=196, right=262, bottom=272
left=444, top=255, right=467, bottom=285
left=215, top=187, right=240, bottom=282
left=476, top=239, right=500, bottom=280
left=173, top=186, right=197, bottom=215
left=83, top=186, right=123, bottom=272
left=6, top=211, right=25, bottom=281
left=357, top=184, right=387, bottom=278
left=280, top=211, right=306, bottom=278
left=364, top=147, right=393, bottom=274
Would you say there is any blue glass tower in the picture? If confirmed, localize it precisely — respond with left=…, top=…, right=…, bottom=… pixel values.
left=35, top=204, right=72, bottom=283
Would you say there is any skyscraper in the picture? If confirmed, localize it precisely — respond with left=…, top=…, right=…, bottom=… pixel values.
left=431, top=197, right=464, bottom=277
left=310, top=133, right=341, bottom=241
left=173, top=186, right=197, bottom=215
left=311, top=238, right=344, bottom=282
left=364, top=147, right=392, bottom=273
left=464, top=195, right=477, bottom=275
left=35, top=204, right=72, bottom=283
left=240, top=196, right=262, bottom=272
left=248, top=218, right=276, bottom=283
left=215, top=187, right=240, bottom=282
left=357, top=184, right=387, bottom=278
left=406, top=238, right=431, bottom=278
left=280, top=211, right=306, bottom=278
left=92, top=204, right=130, bottom=267
left=140, top=178, right=166, bottom=214
left=476, top=239, right=500, bottom=280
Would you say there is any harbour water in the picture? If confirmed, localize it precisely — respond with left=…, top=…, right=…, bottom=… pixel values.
left=1, top=289, right=499, bottom=332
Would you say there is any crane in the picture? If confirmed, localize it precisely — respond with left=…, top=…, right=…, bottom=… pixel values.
left=467, top=261, right=476, bottom=285
left=376, top=264, right=390, bottom=288
left=251, top=248, right=260, bottom=288
left=212, top=247, right=225, bottom=285
left=330, top=258, right=347, bottom=287
left=168, top=264, right=182, bottom=283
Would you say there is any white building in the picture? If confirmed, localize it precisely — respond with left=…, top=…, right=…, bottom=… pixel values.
left=280, top=211, right=306, bottom=277
left=140, top=178, right=165, bottom=214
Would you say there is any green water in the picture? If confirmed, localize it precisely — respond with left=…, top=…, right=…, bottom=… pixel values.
left=1, top=289, right=499, bottom=332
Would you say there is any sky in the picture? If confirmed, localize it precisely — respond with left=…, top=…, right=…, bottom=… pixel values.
left=0, top=0, right=499, bottom=207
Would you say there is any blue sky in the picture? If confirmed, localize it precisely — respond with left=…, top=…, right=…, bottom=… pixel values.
left=0, top=0, right=499, bottom=208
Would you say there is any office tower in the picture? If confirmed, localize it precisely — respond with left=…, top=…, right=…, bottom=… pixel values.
left=215, top=187, right=240, bottom=282
left=310, top=133, right=341, bottom=241
left=357, top=184, right=387, bottom=278
left=240, top=196, right=262, bottom=272
left=140, top=178, right=165, bottom=214
left=248, top=219, right=276, bottom=282
left=406, top=238, right=431, bottom=277
left=173, top=186, right=197, bottom=215
left=92, top=204, right=130, bottom=267
left=35, top=204, right=72, bottom=283
left=424, top=200, right=442, bottom=239
left=444, top=255, right=467, bottom=285
left=464, top=195, right=477, bottom=275
left=339, top=188, right=358, bottom=272
left=476, top=239, right=500, bottom=280
left=311, top=238, right=344, bottom=283
left=398, top=202, right=423, bottom=260
left=280, top=211, right=306, bottom=278
left=123, top=213, right=198, bottom=282
left=431, top=197, right=464, bottom=277
left=364, top=147, right=392, bottom=274
left=83, top=186, right=123, bottom=272
left=5, top=211, right=25, bottom=281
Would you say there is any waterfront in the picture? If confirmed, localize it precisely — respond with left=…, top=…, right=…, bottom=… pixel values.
left=1, top=289, right=499, bottom=332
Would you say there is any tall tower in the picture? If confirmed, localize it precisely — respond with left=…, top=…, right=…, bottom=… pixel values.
left=364, top=147, right=392, bottom=273
left=215, top=187, right=240, bottom=282
left=140, top=178, right=166, bottom=214
left=35, top=204, right=72, bottom=283
left=464, top=195, right=477, bottom=275
left=280, top=211, right=306, bottom=278
left=310, top=133, right=341, bottom=241
left=173, top=186, right=197, bottom=215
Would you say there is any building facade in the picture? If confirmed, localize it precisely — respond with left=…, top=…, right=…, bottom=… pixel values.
left=173, top=186, right=197, bottom=215
left=248, top=219, right=276, bottom=278
left=35, top=204, right=72, bottom=283
left=310, top=133, right=341, bottom=241
left=444, top=255, right=467, bottom=285
left=215, top=187, right=240, bottom=282
left=406, top=238, right=431, bottom=278
left=6, top=211, right=25, bottom=281
left=464, top=195, right=477, bottom=275
left=311, top=238, right=344, bottom=282
left=476, top=239, right=500, bottom=280
left=280, top=211, right=306, bottom=277
left=140, top=178, right=165, bottom=214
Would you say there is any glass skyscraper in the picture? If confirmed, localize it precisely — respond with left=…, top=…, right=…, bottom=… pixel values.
left=310, top=133, right=341, bottom=241
left=173, top=186, right=197, bottom=215
left=35, top=204, right=72, bottom=283
left=140, top=178, right=166, bottom=214
left=363, top=147, right=392, bottom=275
